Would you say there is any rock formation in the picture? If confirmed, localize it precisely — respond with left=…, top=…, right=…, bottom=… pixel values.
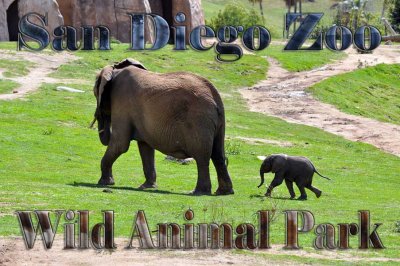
left=18, top=0, right=64, bottom=36
left=0, top=0, right=205, bottom=43
left=0, top=0, right=15, bottom=41
left=1, top=0, right=63, bottom=41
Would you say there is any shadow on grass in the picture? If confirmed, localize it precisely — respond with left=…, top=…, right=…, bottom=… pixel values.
left=249, top=194, right=295, bottom=200
left=69, top=182, right=215, bottom=197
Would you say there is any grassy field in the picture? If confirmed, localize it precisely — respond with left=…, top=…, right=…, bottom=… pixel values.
left=310, top=64, right=400, bottom=125
left=0, top=59, right=33, bottom=78
left=0, top=79, right=19, bottom=94
left=0, top=41, right=399, bottom=264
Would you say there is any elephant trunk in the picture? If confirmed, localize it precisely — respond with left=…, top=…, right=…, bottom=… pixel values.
left=258, top=169, right=265, bottom=188
left=96, top=108, right=111, bottom=146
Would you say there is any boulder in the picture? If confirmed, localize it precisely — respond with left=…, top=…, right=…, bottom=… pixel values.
left=69, top=0, right=118, bottom=42
left=0, top=0, right=15, bottom=41
left=18, top=0, right=64, bottom=37
left=148, top=0, right=164, bottom=16
left=0, top=0, right=205, bottom=43
left=114, top=0, right=153, bottom=43
left=172, top=0, right=205, bottom=41
left=60, top=0, right=152, bottom=43
left=57, top=0, right=73, bottom=26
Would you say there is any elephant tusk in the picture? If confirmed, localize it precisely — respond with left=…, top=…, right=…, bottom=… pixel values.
left=98, top=129, right=105, bottom=134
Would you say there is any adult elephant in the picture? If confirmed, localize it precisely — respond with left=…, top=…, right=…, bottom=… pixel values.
left=92, top=59, right=234, bottom=196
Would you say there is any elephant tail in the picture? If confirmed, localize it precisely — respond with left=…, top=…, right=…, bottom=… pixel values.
left=314, top=169, right=331, bottom=181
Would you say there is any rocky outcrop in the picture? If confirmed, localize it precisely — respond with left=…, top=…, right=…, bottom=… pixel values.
left=172, top=0, right=204, bottom=41
left=0, top=0, right=14, bottom=41
left=0, top=0, right=205, bottom=43
left=114, top=0, right=153, bottom=43
left=18, top=0, right=64, bottom=36
left=0, top=0, right=63, bottom=41
left=61, top=0, right=153, bottom=43
left=148, top=0, right=164, bottom=16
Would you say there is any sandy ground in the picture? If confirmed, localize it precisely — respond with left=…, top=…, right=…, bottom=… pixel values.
left=1, top=237, right=399, bottom=265
left=0, top=51, right=81, bottom=100
left=241, top=45, right=400, bottom=156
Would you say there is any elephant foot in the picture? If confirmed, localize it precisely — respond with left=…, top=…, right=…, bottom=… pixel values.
left=297, top=195, right=307, bottom=201
left=98, top=177, right=115, bottom=186
left=190, top=189, right=212, bottom=196
left=290, top=195, right=296, bottom=200
left=215, top=187, right=234, bottom=196
left=265, top=192, right=272, bottom=198
left=315, top=191, right=322, bottom=198
left=138, top=182, right=158, bottom=190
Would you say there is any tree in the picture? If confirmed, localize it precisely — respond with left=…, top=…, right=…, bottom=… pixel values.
left=390, top=0, right=400, bottom=31
left=248, top=0, right=265, bottom=23
left=331, top=0, right=370, bottom=31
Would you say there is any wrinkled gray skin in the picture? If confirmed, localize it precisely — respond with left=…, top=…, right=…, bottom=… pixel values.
left=93, top=59, right=234, bottom=196
left=258, top=154, right=330, bottom=200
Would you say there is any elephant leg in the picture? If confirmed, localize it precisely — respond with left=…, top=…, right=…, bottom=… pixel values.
left=99, top=138, right=130, bottom=186
left=306, top=185, right=322, bottom=198
left=211, top=135, right=234, bottom=195
left=297, top=185, right=308, bottom=200
left=137, top=141, right=157, bottom=190
left=192, top=159, right=212, bottom=196
left=266, top=174, right=284, bottom=197
left=285, top=180, right=296, bottom=199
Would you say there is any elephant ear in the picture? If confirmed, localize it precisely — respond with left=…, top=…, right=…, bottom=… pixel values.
left=95, top=66, right=114, bottom=107
left=271, top=155, right=287, bottom=173
left=113, top=58, right=147, bottom=70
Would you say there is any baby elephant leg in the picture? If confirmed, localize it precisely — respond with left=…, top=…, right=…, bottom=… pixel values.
left=285, top=179, right=296, bottom=199
left=297, top=185, right=308, bottom=200
left=306, top=184, right=322, bottom=198
left=266, top=174, right=284, bottom=197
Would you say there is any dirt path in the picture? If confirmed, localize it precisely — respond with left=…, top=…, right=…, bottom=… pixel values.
left=0, top=51, right=81, bottom=100
left=241, top=45, right=400, bottom=156
left=1, top=238, right=399, bottom=265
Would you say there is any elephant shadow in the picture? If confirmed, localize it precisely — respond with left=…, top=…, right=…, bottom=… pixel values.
left=69, top=182, right=210, bottom=197
left=249, top=194, right=296, bottom=200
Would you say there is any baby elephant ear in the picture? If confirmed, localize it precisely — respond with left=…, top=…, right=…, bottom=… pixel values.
left=114, top=58, right=147, bottom=70
left=271, top=155, right=286, bottom=173
left=97, top=66, right=114, bottom=106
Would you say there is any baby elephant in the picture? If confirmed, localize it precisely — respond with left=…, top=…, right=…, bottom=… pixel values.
left=258, top=154, right=331, bottom=200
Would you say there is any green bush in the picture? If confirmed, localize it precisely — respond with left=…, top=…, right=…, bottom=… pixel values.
left=390, top=0, right=400, bottom=31
left=209, top=4, right=263, bottom=32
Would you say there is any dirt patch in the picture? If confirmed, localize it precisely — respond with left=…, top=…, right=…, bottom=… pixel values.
left=240, top=45, right=400, bottom=156
left=0, top=238, right=398, bottom=265
left=0, top=51, right=82, bottom=100
left=0, top=238, right=295, bottom=266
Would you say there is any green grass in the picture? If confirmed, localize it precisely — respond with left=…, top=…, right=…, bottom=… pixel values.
left=0, top=42, right=399, bottom=262
left=0, top=79, right=19, bottom=94
left=0, top=42, right=18, bottom=50
left=310, top=64, right=400, bottom=125
left=0, top=59, right=33, bottom=78
left=258, top=45, right=347, bottom=72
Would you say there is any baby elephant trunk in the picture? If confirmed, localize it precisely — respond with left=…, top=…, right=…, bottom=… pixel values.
left=258, top=169, right=265, bottom=188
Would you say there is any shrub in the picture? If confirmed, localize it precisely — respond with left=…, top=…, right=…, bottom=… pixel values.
left=390, top=0, right=400, bottom=32
left=209, top=4, right=263, bottom=33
